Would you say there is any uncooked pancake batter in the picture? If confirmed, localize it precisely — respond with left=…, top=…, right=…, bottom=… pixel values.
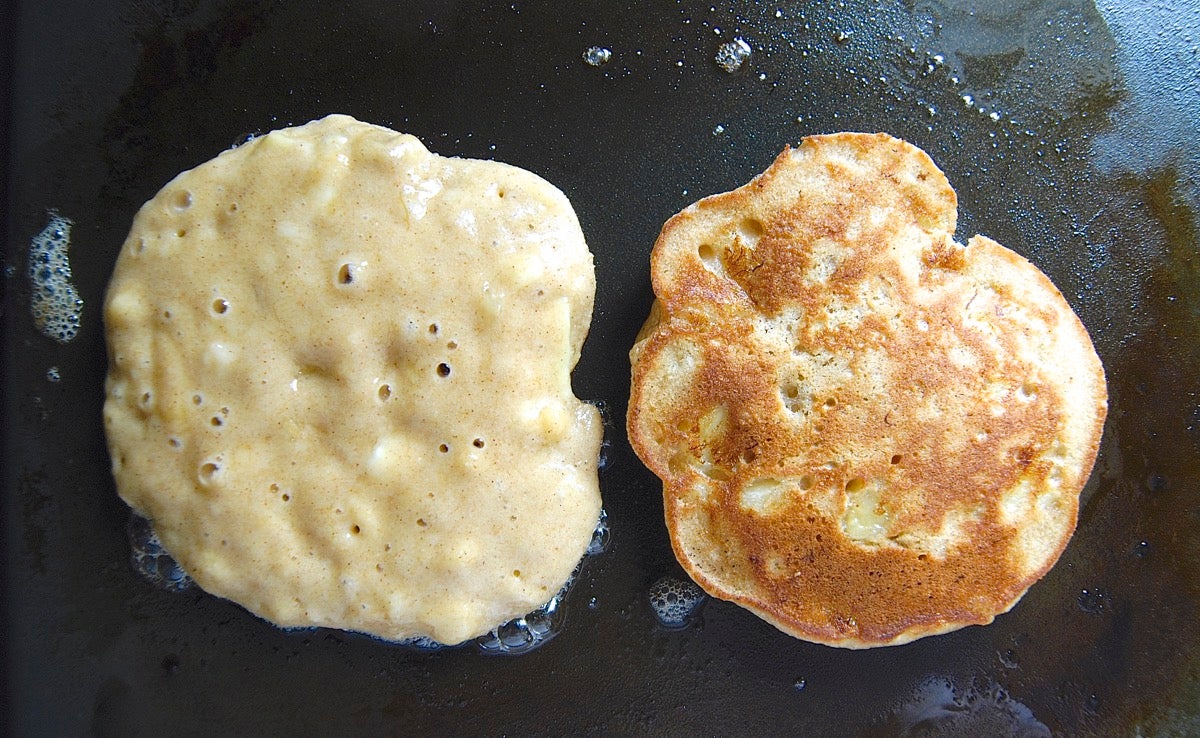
left=103, top=115, right=603, bottom=645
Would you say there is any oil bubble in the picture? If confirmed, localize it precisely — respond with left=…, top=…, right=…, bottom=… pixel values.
left=1077, top=587, right=1109, bottom=615
left=648, top=575, right=706, bottom=628
left=597, top=437, right=612, bottom=472
left=127, top=513, right=194, bottom=592
left=582, top=46, right=612, bottom=66
left=715, top=37, right=752, bottom=73
left=398, top=635, right=444, bottom=651
left=590, top=399, right=614, bottom=472
left=46, top=366, right=61, bottom=383
left=28, top=212, right=83, bottom=343
left=890, top=676, right=1050, bottom=736
left=474, top=509, right=608, bottom=654
left=232, top=130, right=264, bottom=148
left=587, top=508, right=610, bottom=555
left=129, top=504, right=608, bottom=656
left=475, top=572, right=571, bottom=655
left=998, top=648, right=1021, bottom=669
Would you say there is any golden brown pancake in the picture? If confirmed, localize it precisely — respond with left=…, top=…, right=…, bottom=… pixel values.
left=627, top=133, right=1107, bottom=648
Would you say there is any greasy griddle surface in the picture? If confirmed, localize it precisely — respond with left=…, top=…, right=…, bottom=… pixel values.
left=3, top=1, right=1198, bottom=734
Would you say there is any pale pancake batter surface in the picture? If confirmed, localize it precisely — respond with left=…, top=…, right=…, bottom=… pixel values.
left=104, top=115, right=602, bottom=645
left=628, top=133, right=1107, bottom=648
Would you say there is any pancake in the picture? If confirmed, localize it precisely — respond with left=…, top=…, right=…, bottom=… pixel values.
left=627, top=133, right=1107, bottom=648
left=103, top=115, right=602, bottom=645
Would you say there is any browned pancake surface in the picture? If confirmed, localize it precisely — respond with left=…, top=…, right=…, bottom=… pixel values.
left=628, top=133, right=1107, bottom=648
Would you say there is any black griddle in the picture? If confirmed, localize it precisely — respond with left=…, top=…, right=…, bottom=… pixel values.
left=4, top=1, right=1199, bottom=734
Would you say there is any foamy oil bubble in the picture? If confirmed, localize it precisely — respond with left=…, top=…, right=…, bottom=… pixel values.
left=470, top=507, right=609, bottom=655
left=582, top=46, right=612, bottom=67
left=648, top=575, right=707, bottom=628
left=127, top=513, right=194, bottom=593
left=475, top=581, right=569, bottom=655
left=28, top=212, right=83, bottom=343
left=715, top=37, right=752, bottom=73
left=396, top=558, right=576, bottom=656
left=128, top=508, right=610, bottom=655
left=397, top=634, right=443, bottom=651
